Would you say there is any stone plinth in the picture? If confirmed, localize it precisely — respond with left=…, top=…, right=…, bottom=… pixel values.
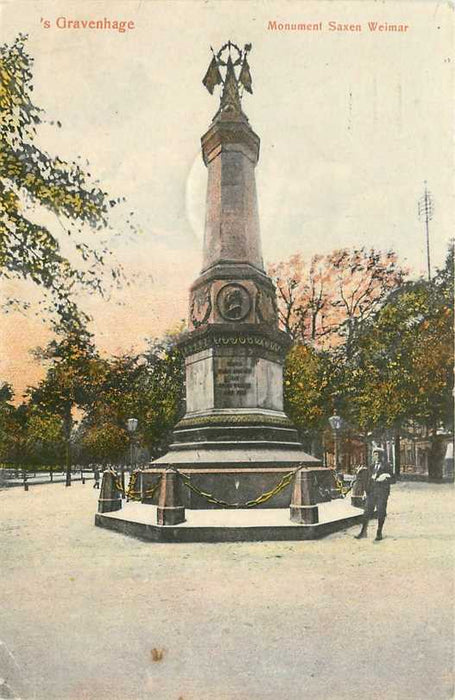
left=182, top=323, right=288, bottom=411
left=141, top=464, right=333, bottom=510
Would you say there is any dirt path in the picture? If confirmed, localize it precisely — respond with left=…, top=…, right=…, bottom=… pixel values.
left=0, top=481, right=453, bottom=699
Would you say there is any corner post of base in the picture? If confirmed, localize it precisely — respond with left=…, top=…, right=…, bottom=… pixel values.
left=157, top=468, right=186, bottom=526
left=290, top=468, right=319, bottom=524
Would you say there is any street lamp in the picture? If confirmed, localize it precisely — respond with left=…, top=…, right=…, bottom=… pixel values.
left=328, top=413, right=342, bottom=472
left=125, top=418, right=138, bottom=498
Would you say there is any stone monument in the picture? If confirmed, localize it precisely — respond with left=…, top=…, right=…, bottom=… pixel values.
left=141, top=42, right=324, bottom=507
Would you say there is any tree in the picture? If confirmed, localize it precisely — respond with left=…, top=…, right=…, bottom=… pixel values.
left=349, top=246, right=454, bottom=477
left=0, top=34, right=125, bottom=326
left=22, top=323, right=185, bottom=473
left=0, top=384, right=30, bottom=471
left=284, top=344, right=338, bottom=455
left=28, top=320, right=101, bottom=484
left=269, top=253, right=332, bottom=344
left=79, top=332, right=185, bottom=464
left=25, top=408, right=65, bottom=466
left=270, top=248, right=406, bottom=461
left=273, top=245, right=452, bottom=474
left=78, top=420, right=128, bottom=466
left=0, top=382, right=17, bottom=463
left=269, top=248, right=406, bottom=357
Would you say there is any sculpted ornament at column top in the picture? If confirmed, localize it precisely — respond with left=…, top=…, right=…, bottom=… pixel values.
left=256, top=287, right=278, bottom=325
left=189, top=282, right=278, bottom=328
left=202, top=41, right=253, bottom=120
left=190, top=284, right=212, bottom=328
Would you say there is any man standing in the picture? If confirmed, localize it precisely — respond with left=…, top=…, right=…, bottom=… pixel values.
left=355, top=446, right=393, bottom=541
left=93, top=464, right=100, bottom=490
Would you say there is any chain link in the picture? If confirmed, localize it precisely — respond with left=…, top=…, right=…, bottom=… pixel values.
left=102, top=469, right=162, bottom=501
left=173, top=467, right=298, bottom=509
left=126, top=470, right=162, bottom=501
left=331, top=469, right=358, bottom=498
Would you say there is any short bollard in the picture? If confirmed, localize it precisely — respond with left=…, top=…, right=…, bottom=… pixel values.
left=351, top=467, right=368, bottom=508
left=157, top=469, right=185, bottom=526
left=98, top=470, right=122, bottom=513
left=23, top=471, right=29, bottom=492
left=49, top=468, right=53, bottom=482
left=290, top=469, right=319, bottom=524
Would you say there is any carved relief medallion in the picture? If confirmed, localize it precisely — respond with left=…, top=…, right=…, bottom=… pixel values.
left=190, top=284, right=212, bottom=328
left=216, top=283, right=251, bottom=322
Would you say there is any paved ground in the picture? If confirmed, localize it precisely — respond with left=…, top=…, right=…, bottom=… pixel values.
left=0, top=481, right=453, bottom=700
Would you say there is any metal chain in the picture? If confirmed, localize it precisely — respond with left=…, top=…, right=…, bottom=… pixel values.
left=108, top=464, right=359, bottom=508
left=126, top=470, right=162, bottom=501
left=331, top=469, right=357, bottom=498
left=173, top=467, right=298, bottom=509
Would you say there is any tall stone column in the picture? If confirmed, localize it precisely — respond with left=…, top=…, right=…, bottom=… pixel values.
left=201, top=118, right=262, bottom=273
left=144, top=42, right=323, bottom=507
left=174, top=47, right=296, bottom=443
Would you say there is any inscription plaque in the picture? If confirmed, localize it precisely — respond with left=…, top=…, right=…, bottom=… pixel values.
left=217, top=359, right=253, bottom=396
left=214, top=356, right=255, bottom=407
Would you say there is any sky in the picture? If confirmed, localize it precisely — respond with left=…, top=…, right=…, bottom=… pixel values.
left=1, top=0, right=453, bottom=397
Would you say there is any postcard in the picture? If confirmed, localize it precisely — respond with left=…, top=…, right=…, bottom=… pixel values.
left=0, top=2, right=453, bottom=699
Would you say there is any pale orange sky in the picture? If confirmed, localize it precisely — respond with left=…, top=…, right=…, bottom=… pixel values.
left=1, top=0, right=453, bottom=399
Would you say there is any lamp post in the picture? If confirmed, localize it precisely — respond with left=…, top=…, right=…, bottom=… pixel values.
left=329, top=413, right=342, bottom=499
left=125, top=418, right=138, bottom=498
left=328, top=413, right=342, bottom=472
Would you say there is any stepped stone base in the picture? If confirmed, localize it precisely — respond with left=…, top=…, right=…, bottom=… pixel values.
left=141, top=404, right=332, bottom=509
left=95, top=500, right=363, bottom=543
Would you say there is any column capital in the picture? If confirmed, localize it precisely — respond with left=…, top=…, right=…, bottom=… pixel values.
left=201, top=119, right=260, bottom=166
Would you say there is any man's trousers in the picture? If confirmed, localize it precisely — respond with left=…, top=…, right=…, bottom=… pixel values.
left=364, top=487, right=389, bottom=521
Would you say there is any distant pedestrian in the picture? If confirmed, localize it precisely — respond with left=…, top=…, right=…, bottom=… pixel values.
left=355, top=447, right=393, bottom=541
left=93, top=465, right=100, bottom=489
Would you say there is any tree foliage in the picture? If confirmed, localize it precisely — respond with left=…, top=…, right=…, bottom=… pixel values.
left=350, top=246, right=454, bottom=435
left=269, top=248, right=406, bottom=357
left=0, top=383, right=31, bottom=466
left=271, top=244, right=452, bottom=472
left=11, top=327, right=185, bottom=467
left=284, top=345, right=336, bottom=437
left=29, top=321, right=99, bottom=419
left=79, top=333, right=185, bottom=463
left=0, top=34, right=123, bottom=326
left=25, top=408, right=65, bottom=464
